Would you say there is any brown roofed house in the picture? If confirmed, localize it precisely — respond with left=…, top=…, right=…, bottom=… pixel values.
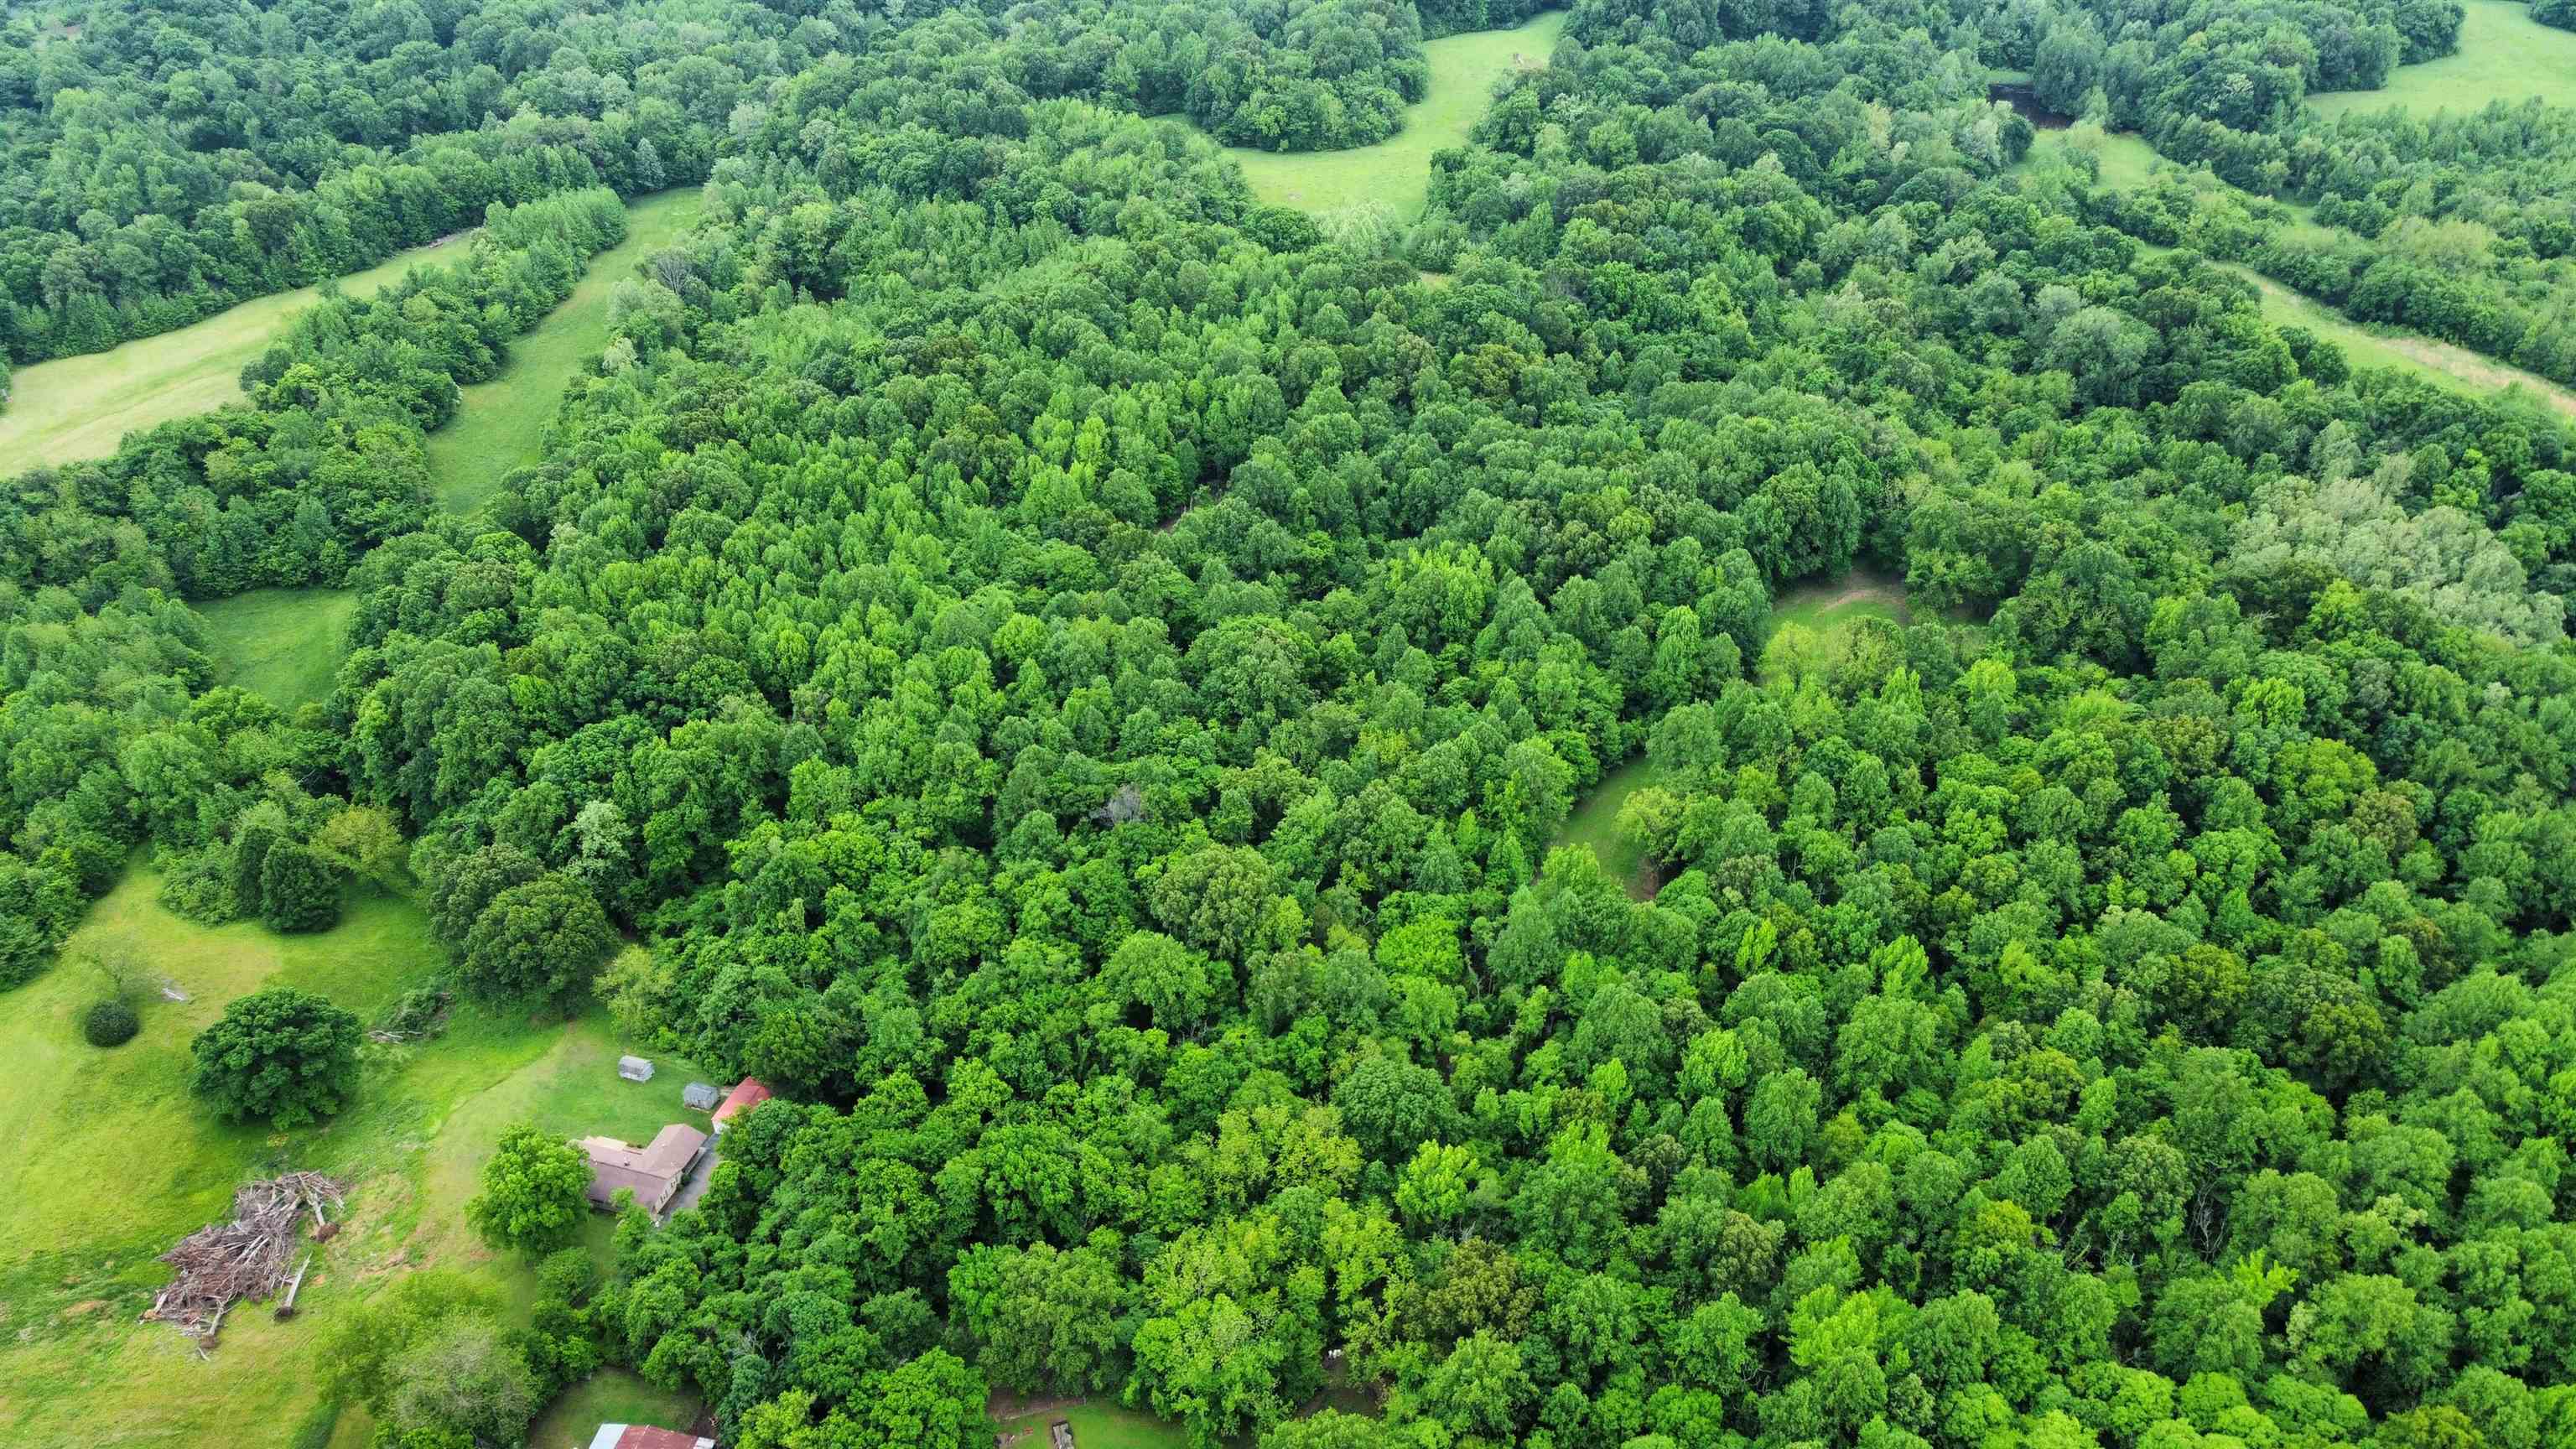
left=710, top=1077, right=771, bottom=1133
left=580, top=1123, right=709, bottom=1218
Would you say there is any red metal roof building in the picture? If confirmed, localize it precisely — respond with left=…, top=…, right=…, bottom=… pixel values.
left=710, top=1077, right=771, bottom=1131
left=586, top=1424, right=713, bottom=1449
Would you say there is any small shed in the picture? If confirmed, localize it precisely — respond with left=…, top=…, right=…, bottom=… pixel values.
left=711, top=1077, right=772, bottom=1133
left=681, top=1081, right=720, bottom=1111
left=617, top=1055, right=654, bottom=1083
left=1049, top=1417, right=1075, bottom=1449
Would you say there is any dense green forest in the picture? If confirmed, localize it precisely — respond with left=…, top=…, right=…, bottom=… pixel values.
left=8, top=1, right=2576, bottom=1448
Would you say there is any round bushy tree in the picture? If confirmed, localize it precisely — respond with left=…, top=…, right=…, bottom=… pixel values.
left=384, top=1317, right=539, bottom=1448
left=428, top=844, right=543, bottom=948
left=257, top=841, right=342, bottom=932
left=466, top=1123, right=593, bottom=1255
left=83, top=998, right=140, bottom=1047
left=459, top=875, right=617, bottom=1006
left=190, top=987, right=362, bottom=1128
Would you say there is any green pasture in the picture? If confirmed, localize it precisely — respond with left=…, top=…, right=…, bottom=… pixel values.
left=0, top=235, right=468, bottom=472
left=1225, top=9, right=1567, bottom=221
left=195, top=588, right=358, bottom=714
left=2309, top=0, right=2576, bottom=118
left=0, top=874, right=709, bottom=1449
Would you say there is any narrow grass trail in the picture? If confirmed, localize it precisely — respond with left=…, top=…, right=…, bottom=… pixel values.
left=2005, top=4, right=2576, bottom=413
left=1227, top=9, right=1567, bottom=221
left=2024, top=123, right=2576, bottom=416
left=1554, top=755, right=1659, bottom=899
left=0, top=234, right=470, bottom=471
left=429, top=189, right=705, bottom=515
left=185, top=187, right=699, bottom=707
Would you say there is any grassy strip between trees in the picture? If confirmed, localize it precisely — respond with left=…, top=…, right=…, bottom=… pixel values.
left=195, top=589, right=361, bottom=715
left=2028, top=129, right=2576, bottom=415
left=1224, top=9, right=1568, bottom=221
left=0, top=870, right=709, bottom=1449
left=428, top=189, right=707, bottom=517
left=0, top=234, right=465, bottom=472
left=991, top=1404, right=1195, bottom=1449
left=196, top=189, right=700, bottom=724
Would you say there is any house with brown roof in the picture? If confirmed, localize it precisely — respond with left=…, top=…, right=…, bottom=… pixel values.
left=579, top=1123, right=709, bottom=1218
left=710, top=1077, right=771, bottom=1133
left=585, top=1424, right=714, bottom=1449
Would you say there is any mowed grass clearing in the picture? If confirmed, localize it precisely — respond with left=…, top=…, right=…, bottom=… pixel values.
left=0, top=875, right=709, bottom=1449
left=194, top=587, right=358, bottom=714
left=524, top=1368, right=704, bottom=1449
left=1226, top=9, right=1567, bottom=221
left=995, top=1403, right=1194, bottom=1449
left=2309, top=0, right=2576, bottom=118
left=1770, top=570, right=1910, bottom=637
left=1758, top=569, right=1915, bottom=685
left=186, top=190, right=703, bottom=719
left=0, top=233, right=471, bottom=472
left=428, top=188, right=704, bottom=515
left=1555, top=754, right=1659, bottom=899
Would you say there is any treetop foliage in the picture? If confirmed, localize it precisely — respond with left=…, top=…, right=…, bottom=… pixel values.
left=8, top=1, right=2576, bottom=1448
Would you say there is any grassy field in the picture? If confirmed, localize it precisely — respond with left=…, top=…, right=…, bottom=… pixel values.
left=195, top=588, right=358, bottom=714
left=1225, top=9, right=1566, bottom=220
left=2310, top=0, right=2576, bottom=118
left=1555, top=755, right=1658, bottom=899
left=0, top=235, right=471, bottom=472
left=2038, top=129, right=2576, bottom=415
left=1758, top=569, right=1914, bottom=685
left=1769, top=570, right=1910, bottom=636
left=2081, top=129, right=2161, bottom=190
left=0, top=873, right=710, bottom=1449
left=995, top=1403, right=1194, bottom=1449
left=428, top=188, right=704, bottom=515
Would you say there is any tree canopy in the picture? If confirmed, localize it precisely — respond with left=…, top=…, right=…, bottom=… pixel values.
left=8, top=1, right=2576, bottom=1448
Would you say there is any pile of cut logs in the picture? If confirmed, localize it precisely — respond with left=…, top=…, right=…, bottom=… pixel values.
left=143, top=1171, right=345, bottom=1349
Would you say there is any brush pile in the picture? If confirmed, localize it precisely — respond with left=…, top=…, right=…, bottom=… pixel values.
left=143, top=1171, right=345, bottom=1344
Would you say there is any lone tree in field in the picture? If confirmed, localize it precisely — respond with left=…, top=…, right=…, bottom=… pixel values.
left=466, top=1122, right=593, bottom=1254
left=190, top=987, right=362, bottom=1128
left=459, top=874, right=617, bottom=1006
